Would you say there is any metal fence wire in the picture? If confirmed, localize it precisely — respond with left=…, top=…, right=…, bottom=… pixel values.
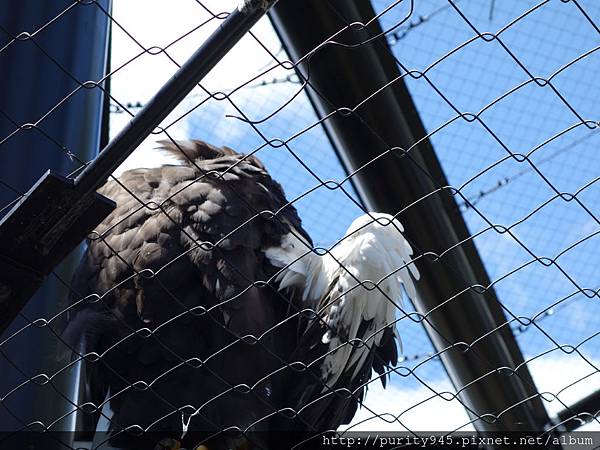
left=0, top=0, right=599, bottom=449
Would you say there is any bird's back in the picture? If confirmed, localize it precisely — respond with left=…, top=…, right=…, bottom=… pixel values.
left=63, top=140, right=310, bottom=449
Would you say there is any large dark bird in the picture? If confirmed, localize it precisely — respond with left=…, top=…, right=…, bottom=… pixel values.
left=62, top=140, right=419, bottom=450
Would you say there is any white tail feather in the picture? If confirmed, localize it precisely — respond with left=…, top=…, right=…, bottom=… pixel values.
left=264, top=213, right=420, bottom=390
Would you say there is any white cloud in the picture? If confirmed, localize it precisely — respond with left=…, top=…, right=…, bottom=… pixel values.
left=341, top=354, right=599, bottom=432
left=342, top=377, right=474, bottom=432
left=529, top=353, right=600, bottom=430
left=109, top=0, right=291, bottom=175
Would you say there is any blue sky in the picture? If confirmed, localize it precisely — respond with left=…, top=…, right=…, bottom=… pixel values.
left=373, top=0, right=599, bottom=361
left=109, top=0, right=599, bottom=431
left=370, top=0, right=600, bottom=428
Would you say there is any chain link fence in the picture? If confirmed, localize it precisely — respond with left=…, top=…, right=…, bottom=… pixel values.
left=371, top=0, right=600, bottom=430
left=0, top=0, right=598, bottom=449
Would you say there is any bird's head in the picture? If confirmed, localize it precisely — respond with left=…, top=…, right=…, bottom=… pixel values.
left=344, top=213, right=405, bottom=243
left=343, top=212, right=412, bottom=254
left=342, top=212, right=421, bottom=292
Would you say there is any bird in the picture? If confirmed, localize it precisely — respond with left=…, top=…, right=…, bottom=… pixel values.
left=61, top=139, right=420, bottom=450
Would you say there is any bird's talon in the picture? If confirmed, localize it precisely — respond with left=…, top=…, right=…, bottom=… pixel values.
left=155, top=437, right=181, bottom=450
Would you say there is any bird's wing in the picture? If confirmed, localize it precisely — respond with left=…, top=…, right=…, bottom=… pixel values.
left=62, top=140, right=309, bottom=445
left=283, top=267, right=399, bottom=431
left=268, top=227, right=414, bottom=432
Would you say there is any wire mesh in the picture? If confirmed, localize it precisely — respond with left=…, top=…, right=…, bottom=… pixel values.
left=0, top=0, right=599, bottom=449
left=371, top=0, right=600, bottom=428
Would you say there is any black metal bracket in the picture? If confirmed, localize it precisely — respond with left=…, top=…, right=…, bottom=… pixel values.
left=0, top=172, right=115, bottom=333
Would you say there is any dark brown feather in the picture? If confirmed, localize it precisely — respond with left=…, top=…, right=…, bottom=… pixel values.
left=63, top=140, right=310, bottom=448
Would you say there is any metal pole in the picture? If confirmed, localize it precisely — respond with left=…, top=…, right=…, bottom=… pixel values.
left=75, top=0, right=280, bottom=193
left=269, top=0, right=552, bottom=434
left=556, top=389, right=600, bottom=431
left=0, top=0, right=111, bottom=445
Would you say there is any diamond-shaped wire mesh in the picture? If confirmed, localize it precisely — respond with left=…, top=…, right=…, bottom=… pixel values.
left=0, top=0, right=598, bottom=449
left=371, top=0, right=600, bottom=426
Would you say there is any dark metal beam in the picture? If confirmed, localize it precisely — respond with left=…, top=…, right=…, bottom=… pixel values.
left=74, top=0, right=280, bottom=193
left=556, top=389, right=600, bottom=432
left=270, top=0, right=552, bottom=434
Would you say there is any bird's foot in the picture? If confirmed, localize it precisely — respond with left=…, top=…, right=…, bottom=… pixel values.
left=155, top=437, right=182, bottom=450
